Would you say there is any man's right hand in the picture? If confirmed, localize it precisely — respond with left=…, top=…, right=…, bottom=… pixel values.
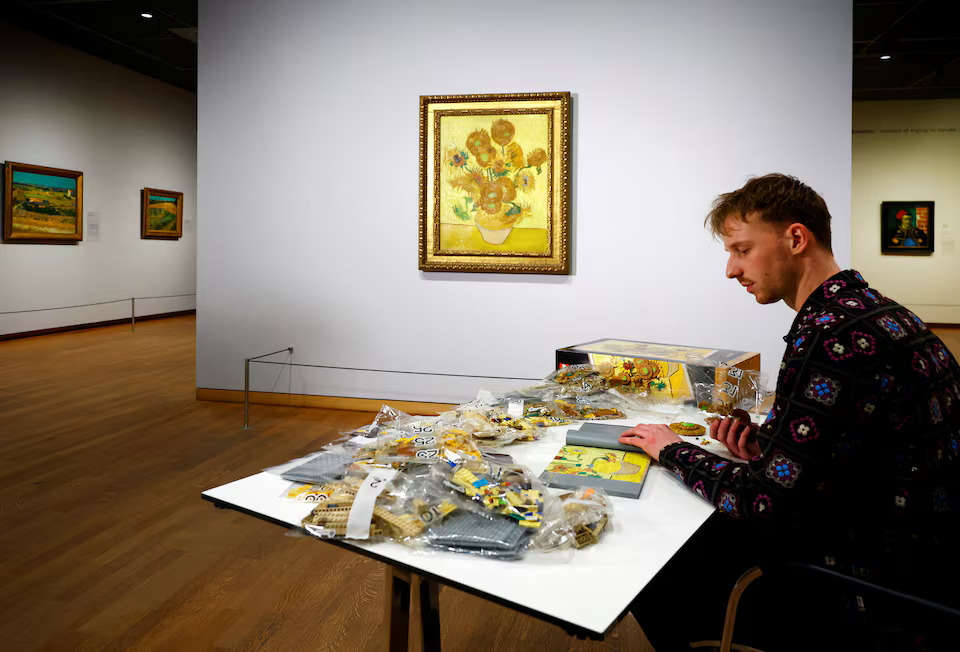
left=709, top=416, right=761, bottom=460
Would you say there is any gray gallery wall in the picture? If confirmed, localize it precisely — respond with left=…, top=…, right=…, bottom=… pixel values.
left=0, top=22, right=197, bottom=336
left=197, top=0, right=852, bottom=403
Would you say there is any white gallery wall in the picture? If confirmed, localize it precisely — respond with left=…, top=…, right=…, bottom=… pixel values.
left=0, top=23, right=197, bottom=336
left=197, top=0, right=852, bottom=403
left=852, top=100, right=960, bottom=323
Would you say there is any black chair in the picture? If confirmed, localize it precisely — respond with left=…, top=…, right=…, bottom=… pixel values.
left=700, top=561, right=960, bottom=652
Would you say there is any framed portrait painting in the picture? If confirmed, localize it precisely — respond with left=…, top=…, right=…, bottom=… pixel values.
left=141, top=187, right=183, bottom=239
left=3, top=161, right=83, bottom=243
left=881, top=201, right=934, bottom=254
left=419, top=91, right=570, bottom=274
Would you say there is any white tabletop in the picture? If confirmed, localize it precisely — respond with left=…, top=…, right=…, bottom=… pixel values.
left=202, top=409, right=721, bottom=636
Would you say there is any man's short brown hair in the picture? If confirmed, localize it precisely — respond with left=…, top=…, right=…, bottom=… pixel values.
left=705, top=174, right=833, bottom=252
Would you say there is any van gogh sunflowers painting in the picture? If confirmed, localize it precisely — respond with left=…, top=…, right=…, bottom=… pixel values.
left=419, top=92, right=570, bottom=274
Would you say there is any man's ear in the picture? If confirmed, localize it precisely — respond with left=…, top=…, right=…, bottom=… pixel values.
left=786, top=223, right=810, bottom=255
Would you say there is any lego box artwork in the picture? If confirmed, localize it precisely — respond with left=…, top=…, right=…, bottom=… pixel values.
left=540, top=445, right=651, bottom=499
left=555, top=338, right=760, bottom=401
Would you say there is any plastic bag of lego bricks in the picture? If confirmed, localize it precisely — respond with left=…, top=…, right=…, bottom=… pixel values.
left=330, top=404, right=414, bottom=447
left=557, top=487, right=614, bottom=549
left=434, top=423, right=484, bottom=463
left=419, top=458, right=552, bottom=558
left=301, top=467, right=435, bottom=543
left=281, top=480, right=341, bottom=503
left=483, top=389, right=576, bottom=428
left=544, top=364, right=609, bottom=396
left=694, top=366, right=769, bottom=418
left=738, top=369, right=771, bottom=416
left=606, top=385, right=683, bottom=418
left=359, top=466, right=463, bottom=545
left=265, top=443, right=362, bottom=485
left=481, top=407, right=546, bottom=443
left=429, top=457, right=551, bottom=531
left=373, top=424, right=445, bottom=466
left=694, top=381, right=736, bottom=418
left=552, top=393, right=628, bottom=421
left=453, top=406, right=524, bottom=448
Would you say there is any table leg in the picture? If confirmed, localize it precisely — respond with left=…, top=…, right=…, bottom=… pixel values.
left=386, top=567, right=412, bottom=652
left=419, top=576, right=441, bottom=652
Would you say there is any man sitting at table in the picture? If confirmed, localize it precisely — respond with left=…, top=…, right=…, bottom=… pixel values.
left=620, top=174, right=960, bottom=651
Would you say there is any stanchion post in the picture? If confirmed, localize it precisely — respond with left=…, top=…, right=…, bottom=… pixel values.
left=243, top=357, right=252, bottom=430
left=131, top=297, right=136, bottom=331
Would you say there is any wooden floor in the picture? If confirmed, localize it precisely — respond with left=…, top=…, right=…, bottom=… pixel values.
left=0, top=316, right=653, bottom=652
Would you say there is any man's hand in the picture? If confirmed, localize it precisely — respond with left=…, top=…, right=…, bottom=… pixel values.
left=710, top=416, right=760, bottom=460
left=618, top=424, right=682, bottom=462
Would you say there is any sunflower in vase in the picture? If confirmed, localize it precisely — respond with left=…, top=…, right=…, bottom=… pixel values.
left=444, top=118, right=547, bottom=244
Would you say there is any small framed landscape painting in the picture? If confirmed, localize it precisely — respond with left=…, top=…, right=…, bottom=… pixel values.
left=881, top=201, right=934, bottom=254
left=3, top=161, right=83, bottom=243
left=419, top=91, right=571, bottom=274
left=141, top=188, right=183, bottom=239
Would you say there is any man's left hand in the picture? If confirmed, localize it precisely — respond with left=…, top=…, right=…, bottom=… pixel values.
left=618, top=424, right=682, bottom=462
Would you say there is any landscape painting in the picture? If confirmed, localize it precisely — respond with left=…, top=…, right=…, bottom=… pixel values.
left=141, top=187, right=183, bottom=239
left=3, top=161, right=83, bottom=243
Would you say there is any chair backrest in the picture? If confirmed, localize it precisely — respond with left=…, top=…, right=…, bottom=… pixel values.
left=717, top=561, right=960, bottom=652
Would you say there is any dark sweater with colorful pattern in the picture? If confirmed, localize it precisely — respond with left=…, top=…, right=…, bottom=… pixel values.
left=659, top=270, right=960, bottom=589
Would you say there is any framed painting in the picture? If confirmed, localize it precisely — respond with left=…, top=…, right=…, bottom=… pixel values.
left=881, top=201, right=934, bottom=254
left=419, top=91, right=570, bottom=274
left=3, top=161, right=83, bottom=243
left=141, top=187, right=183, bottom=239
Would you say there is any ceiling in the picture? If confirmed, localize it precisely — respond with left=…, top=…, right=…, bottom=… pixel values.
left=1, top=0, right=198, bottom=92
left=1, top=0, right=959, bottom=100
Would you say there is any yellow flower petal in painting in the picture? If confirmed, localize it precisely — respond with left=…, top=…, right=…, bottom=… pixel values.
left=505, top=142, right=524, bottom=169
left=478, top=180, right=504, bottom=214
left=491, top=158, right=508, bottom=175
left=516, top=169, right=536, bottom=193
left=465, top=129, right=492, bottom=156
left=527, top=148, right=547, bottom=167
left=448, top=175, right=479, bottom=196
left=506, top=200, right=530, bottom=226
left=495, top=177, right=516, bottom=202
left=474, top=145, right=497, bottom=168
left=444, top=146, right=469, bottom=169
left=491, top=119, right=516, bottom=146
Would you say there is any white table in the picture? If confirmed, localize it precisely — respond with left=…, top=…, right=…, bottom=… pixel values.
left=202, top=409, right=721, bottom=649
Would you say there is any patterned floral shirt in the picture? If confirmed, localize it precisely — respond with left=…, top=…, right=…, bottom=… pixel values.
left=659, top=270, right=960, bottom=582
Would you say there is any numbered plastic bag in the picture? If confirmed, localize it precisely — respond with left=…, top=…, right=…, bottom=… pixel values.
left=544, top=364, right=608, bottom=395
left=553, top=394, right=627, bottom=420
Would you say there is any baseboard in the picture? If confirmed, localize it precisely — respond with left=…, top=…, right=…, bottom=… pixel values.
left=195, top=388, right=457, bottom=416
left=0, top=309, right=196, bottom=341
left=928, top=322, right=960, bottom=328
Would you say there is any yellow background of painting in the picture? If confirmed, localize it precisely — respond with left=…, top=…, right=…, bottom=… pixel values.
left=439, top=112, right=549, bottom=230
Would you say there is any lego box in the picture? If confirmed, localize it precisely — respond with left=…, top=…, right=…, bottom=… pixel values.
left=555, top=338, right=761, bottom=403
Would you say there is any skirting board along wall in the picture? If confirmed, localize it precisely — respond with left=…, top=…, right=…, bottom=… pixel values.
left=0, top=310, right=197, bottom=342
left=195, top=388, right=456, bottom=416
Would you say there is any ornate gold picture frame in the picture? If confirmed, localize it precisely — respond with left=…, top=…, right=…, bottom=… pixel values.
left=3, top=160, right=83, bottom=243
left=419, top=92, right=570, bottom=274
left=141, top=187, right=184, bottom=239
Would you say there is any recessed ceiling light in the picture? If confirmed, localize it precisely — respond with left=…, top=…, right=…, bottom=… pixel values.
left=141, top=12, right=153, bottom=19
left=880, top=54, right=891, bottom=60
